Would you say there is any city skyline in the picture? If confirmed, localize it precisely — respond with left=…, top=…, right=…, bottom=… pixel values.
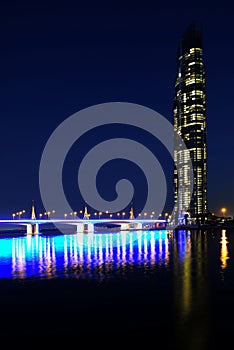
left=0, top=3, right=233, bottom=217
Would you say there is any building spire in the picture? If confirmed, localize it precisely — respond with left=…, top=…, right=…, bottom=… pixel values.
left=31, top=200, right=36, bottom=220
left=129, top=203, right=135, bottom=219
left=83, top=203, right=90, bottom=220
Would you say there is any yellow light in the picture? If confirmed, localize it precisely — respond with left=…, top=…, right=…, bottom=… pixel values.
left=221, top=208, right=227, bottom=216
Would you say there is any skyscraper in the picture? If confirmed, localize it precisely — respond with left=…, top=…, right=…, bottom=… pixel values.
left=173, top=22, right=208, bottom=224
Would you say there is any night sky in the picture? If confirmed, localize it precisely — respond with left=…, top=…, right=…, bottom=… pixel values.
left=0, top=1, right=233, bottom=218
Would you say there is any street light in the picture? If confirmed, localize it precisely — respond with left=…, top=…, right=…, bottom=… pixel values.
left=12, top=213, right=16, bottom=220
left=98, top=211, right=102, bottom=220
left=64, top=213, right=67, bottom=219
left=221, top=208, right=227, bottom=217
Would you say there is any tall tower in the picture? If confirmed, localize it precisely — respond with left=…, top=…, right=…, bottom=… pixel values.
left=173, top=22, right=208, bottom=224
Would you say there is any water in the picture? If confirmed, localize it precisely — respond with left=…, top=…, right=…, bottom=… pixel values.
left=0, top=228, right=233, bottom=346
left=0, top=230, right=170, bottom=279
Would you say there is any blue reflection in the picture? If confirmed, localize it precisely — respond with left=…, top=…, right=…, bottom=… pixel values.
left=0, top=230, right=171, bottom=279
left=176, top=230, right=188, bottom=259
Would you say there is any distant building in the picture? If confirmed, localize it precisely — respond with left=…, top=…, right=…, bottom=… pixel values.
left=173, top=22, right=208, bottom=224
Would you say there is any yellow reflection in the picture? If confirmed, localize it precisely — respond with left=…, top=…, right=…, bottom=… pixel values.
left=220, top=229, right=229, bottom=269
left=165, top=233, right=169, bottom=265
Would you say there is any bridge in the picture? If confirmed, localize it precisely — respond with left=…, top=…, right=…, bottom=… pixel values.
left=3, top=203, right=168, bottom=234
left=0, top=218, right=167, bottom=235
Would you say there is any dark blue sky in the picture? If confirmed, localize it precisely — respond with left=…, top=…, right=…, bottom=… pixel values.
left=0, top=1, right=233, bottom=218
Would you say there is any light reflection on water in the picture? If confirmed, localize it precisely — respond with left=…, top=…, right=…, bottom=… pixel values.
left=0, top=228, right=232, bottom=347
left=220, top=229, right=229, bottom=269
left=0, top=230, right=171, bottom=279
left=0, top=228, right=230, bottom=282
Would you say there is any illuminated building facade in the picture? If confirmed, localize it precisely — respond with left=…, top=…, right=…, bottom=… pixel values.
left=174, top=22, right=208, bottom=223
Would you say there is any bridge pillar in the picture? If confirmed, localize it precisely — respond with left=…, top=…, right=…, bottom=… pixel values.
left=76, top=223, right=94, bottom=233
left=26, top=223, right=40, bottom=235
left=120, top=223, right=130, bottom=231
left=26, top=224, right=33, bottom=235
left=135, top=222, right=143, bottom=230
left=33, top=223, right=40, bottom=234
